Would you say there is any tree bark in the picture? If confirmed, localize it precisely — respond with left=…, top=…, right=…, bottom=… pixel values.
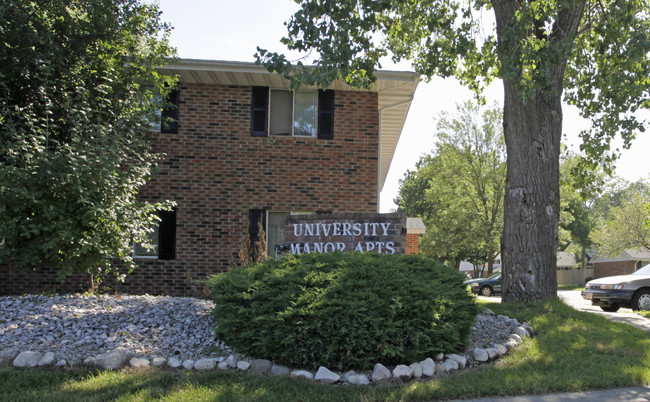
left=492, top=0, right=585, bottom=303
left=500, top=85, right=562, bottom=303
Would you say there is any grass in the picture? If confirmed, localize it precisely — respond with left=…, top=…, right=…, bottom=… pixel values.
left=638, top=311, right=650, bottom=319
left=1, top=298, right=648, bottom=401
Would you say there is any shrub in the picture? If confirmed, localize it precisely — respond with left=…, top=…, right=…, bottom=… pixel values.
left=208, top=252, right=478, bottom=370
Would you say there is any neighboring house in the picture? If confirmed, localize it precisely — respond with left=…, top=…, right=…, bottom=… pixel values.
left=0, top=59, right=421, bottom=296
left=556, top=251, right=578, bottom=270
left=556, top=251, right=594, bottom=285
left=590, top=248, right=650, bottom=278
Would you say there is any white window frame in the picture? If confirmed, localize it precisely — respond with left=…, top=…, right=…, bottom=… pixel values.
left=133, top=224, right=159, bottom=259
left=266, top=211, right=315, bottom=258
left=269, top=89, right=318, bottom=138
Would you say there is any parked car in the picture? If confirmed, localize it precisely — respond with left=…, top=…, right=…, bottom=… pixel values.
left=581, top=263, right=650, bottom=312
left=465, top=272, right=501, bottom=297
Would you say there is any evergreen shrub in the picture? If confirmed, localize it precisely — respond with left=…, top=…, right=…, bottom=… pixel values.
left=208, top=252, right=478, bottom=370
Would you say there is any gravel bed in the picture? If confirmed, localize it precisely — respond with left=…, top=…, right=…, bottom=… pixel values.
left=0, top=294, right=522, bottom=366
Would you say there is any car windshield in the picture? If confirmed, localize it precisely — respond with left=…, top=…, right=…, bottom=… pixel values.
left=487, top=272, right=501, bottom=280
left=633, top=264, right=650, bottom=275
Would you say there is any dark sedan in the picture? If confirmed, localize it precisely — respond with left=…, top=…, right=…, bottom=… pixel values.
left=465, top=272, right=501, bottom=297
left=581, top=264, right=650, bottom=312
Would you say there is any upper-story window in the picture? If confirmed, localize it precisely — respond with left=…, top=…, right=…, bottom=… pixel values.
left=151, top=89, right=179, bottom=133
left=251, top=87, right=334, bottom=139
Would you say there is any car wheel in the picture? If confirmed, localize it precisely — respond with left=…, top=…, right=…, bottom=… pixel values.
left=600, top=304, right=620, bottom=312
left=480, top=286, right=493, bottom=297
left=631, top=289, right=650, bottom=311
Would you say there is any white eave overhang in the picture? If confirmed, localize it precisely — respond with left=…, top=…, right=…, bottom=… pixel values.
left=157, top=59, right=420, bottom=191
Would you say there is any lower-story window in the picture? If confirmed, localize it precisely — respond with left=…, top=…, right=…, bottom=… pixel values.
left=133, top=208, right=177, bottom=260
left=250, top=210, right=314, bottom=258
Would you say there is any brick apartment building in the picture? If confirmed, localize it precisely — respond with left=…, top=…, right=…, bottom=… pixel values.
left=0, top=59, right=421, bottom=296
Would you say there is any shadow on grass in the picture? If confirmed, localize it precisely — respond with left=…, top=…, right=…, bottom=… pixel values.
left=393, top=298, right=650, bottom=401
left=1, top=298, right=648, bottom=402
left=0, top=367, right=392, bottom=402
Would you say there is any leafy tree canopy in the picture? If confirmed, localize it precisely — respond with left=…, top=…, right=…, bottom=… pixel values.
left=591, top=179, right=650, bottom=256
left=395, top=101, right=505, bottom=272
left=0, top=0, right=176, bottom=283
left=258, top=0, right=649, bottom=167
left=257, top=0, right=649, bottom=302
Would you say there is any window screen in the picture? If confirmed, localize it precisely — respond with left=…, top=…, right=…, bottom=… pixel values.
left=270, top=90, right=292, bottom=136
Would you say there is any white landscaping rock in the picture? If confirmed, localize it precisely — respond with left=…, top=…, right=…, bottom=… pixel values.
left=473, top=348, right=489, bottom=362
left=434, top=352, right=445, bottom=361
left=182, top=359, right=195, bottom=370
left=55, top=360, right=67, bottom=367
left=167, top=357, right=182, bottom=368
left=194, top=358, right=217, bottom=370
left=347, top=374, right=370, bottom=385
left=152, top=357, right=167, bottom=367
left=226, top=355, right=238, bottom=368
left=441, top=359, right=458, bottom=372
left=236, top=360, right=251, bottom=371
left=38, top=352, right=56, bottom=367
left=249, top=359, right=272, bottom=375
left=315, top=366, right=340, bottom=383
left=513, top=326, right=529, bottom=338
left=494, top=344, right=508, bottom=356
left=291, top=370, right=314, bottom=380
left=510, top=334, right=523, bottom=343
left=372, top=363, right=392, bottom=382
left=446, top=354, right=467, bottom=369
left=435, top=363, right=445, bottom=375
left=0, top=349, right=20, bottom=368
left=343, top=370, right=357, bottom=382
left=217, top=360, right=229, bottom=370
left=409, top=362, right=423, bottom=378
left=130, top=357, right=150, bottom=368
left=14, top=351, right=43, bottom=368
left=93, top=350, right=130, bottom=370
left=420, top=358, right=435, bottom=377
left=486, top=348, right=498, bottom=360
left=271, top=364, right=290, bottom=376
left=523, top=322, right=534, bottom=336
left=392, top=364, right=414, bottom=381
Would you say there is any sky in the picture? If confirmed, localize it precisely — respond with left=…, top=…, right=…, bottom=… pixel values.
left=154, top=0, right=650, bottom=212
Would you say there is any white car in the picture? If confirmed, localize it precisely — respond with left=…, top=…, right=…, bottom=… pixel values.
left=581, top=264, right=650, bottom=312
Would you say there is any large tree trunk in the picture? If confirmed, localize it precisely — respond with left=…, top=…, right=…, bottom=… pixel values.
left=492, top=0, right=585, bottom=303
left=500, top=84, right=561, bottom=303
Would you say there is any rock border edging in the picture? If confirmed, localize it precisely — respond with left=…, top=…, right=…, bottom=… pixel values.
left=1, top=309, right=534, bottom=385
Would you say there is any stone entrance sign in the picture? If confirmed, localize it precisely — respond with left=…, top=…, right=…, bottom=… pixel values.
left=282, top=213, right=407, bottom=255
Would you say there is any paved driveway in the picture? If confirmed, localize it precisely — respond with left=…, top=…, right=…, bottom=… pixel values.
left=478, top=291, right=650, bottom=332
left=557, top=290, right=650, bottom=332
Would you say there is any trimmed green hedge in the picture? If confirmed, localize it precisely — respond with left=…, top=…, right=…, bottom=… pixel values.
left=208, top=252, right=478, bottom=370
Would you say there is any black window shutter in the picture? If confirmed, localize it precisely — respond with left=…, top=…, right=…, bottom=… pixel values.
left=161, top=89, right=179, bottom=134
left=251, top=87, right=269, bottom=137
left=318, top=89, right=334, bottom=139
left=158, top=208, right=177, bottom=260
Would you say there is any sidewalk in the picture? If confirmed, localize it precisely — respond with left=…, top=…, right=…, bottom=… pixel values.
left=452, top=386, right=650, bottom=401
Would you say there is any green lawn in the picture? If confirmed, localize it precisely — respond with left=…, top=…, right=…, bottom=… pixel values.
left=1, top=298, right=648, bottom=401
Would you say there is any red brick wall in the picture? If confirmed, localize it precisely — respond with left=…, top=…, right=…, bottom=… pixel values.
left=406, top=233, right=419, bottom=255
left=594, top=261, right=639, bottom=278
left=1, top=84, right=380, bottom=296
